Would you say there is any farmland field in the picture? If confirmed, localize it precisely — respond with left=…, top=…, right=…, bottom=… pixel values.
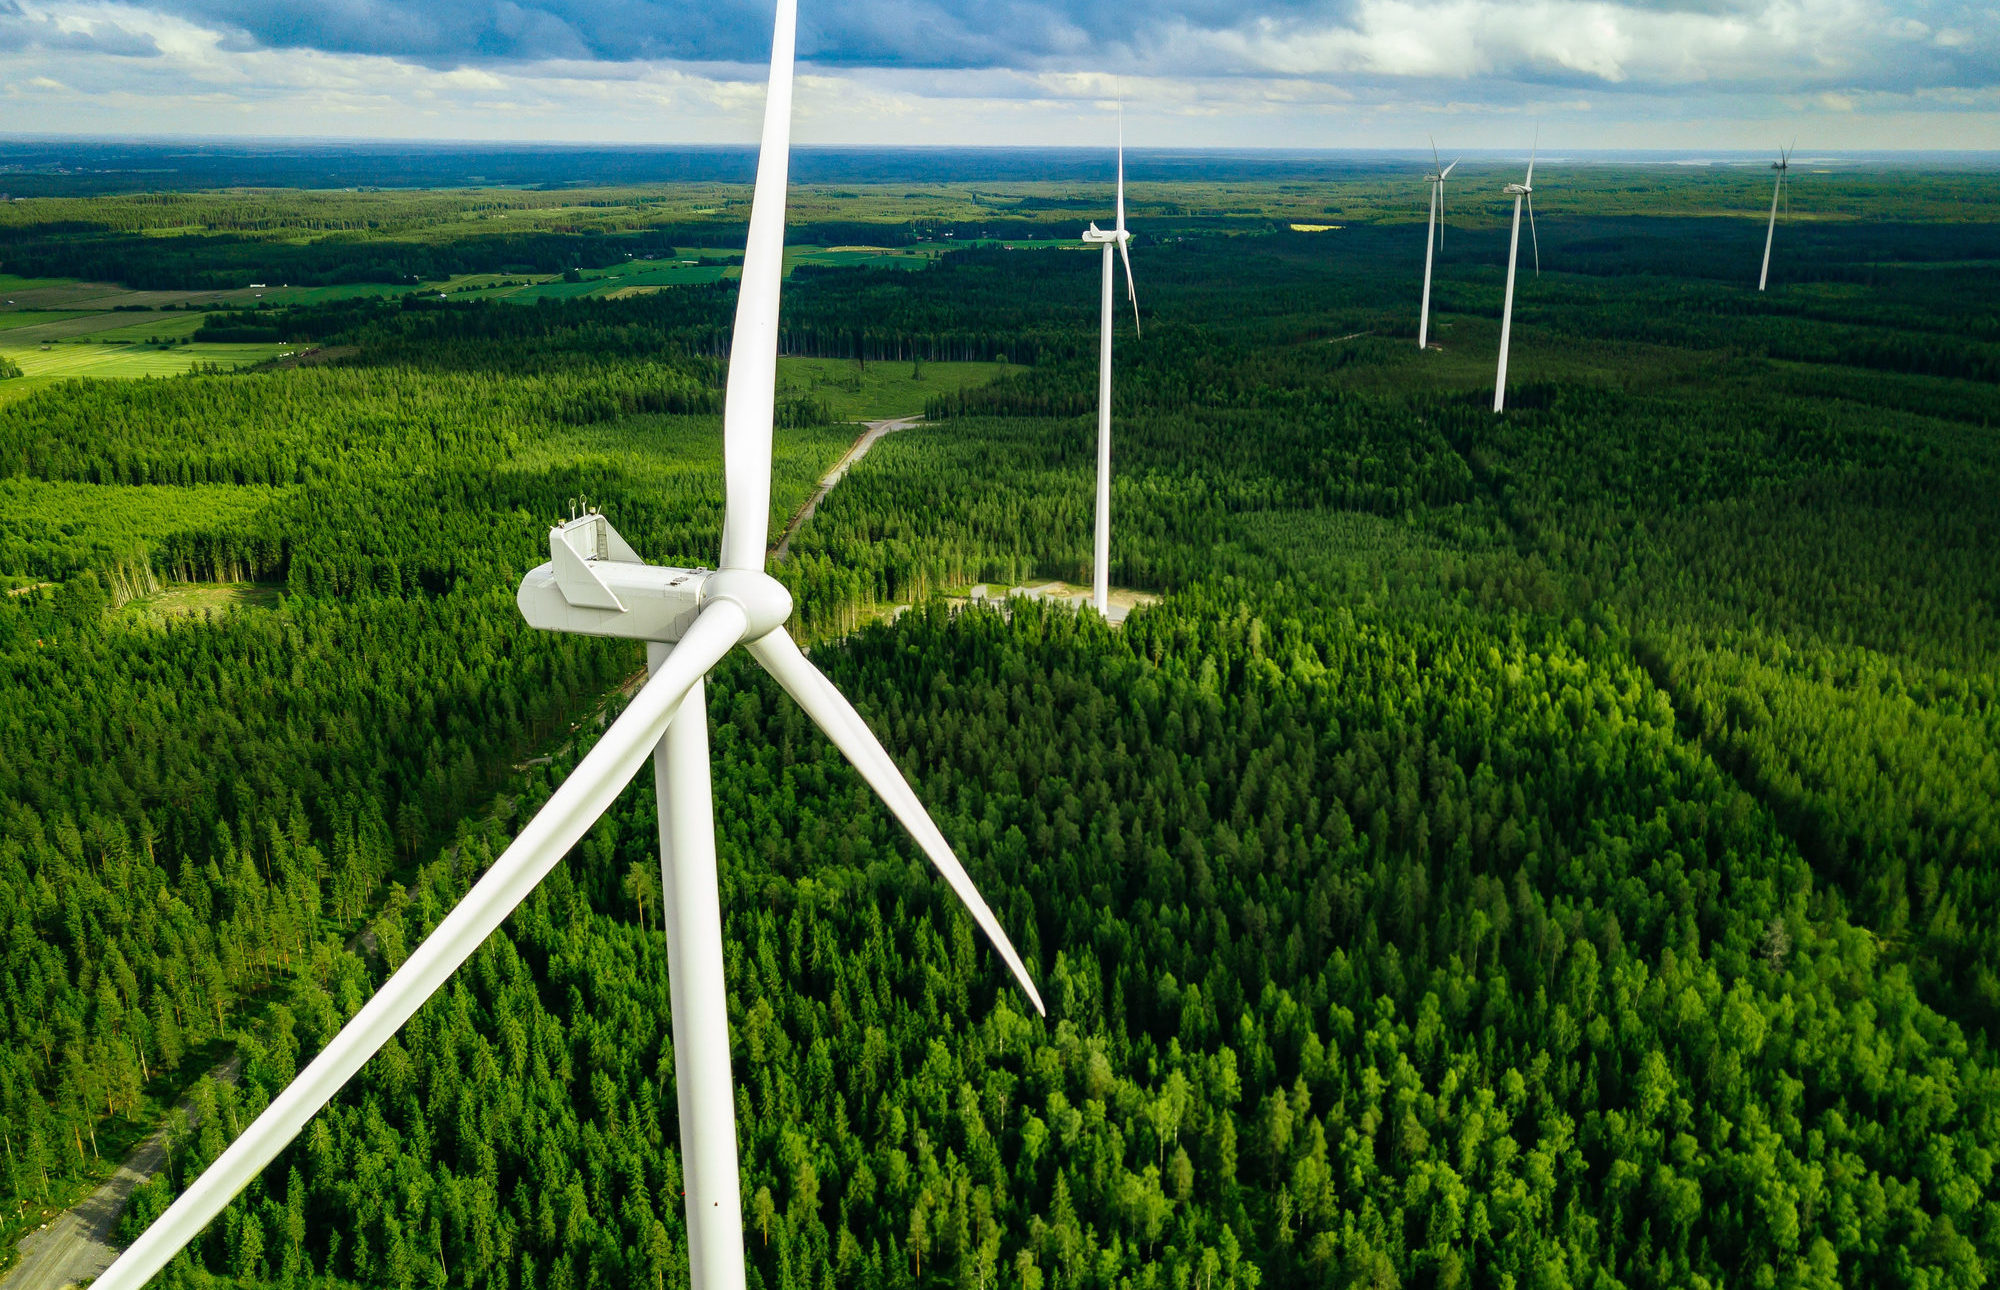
left=0, top=310, right=93, bottom=331
left=0, top=340, right=294, bottom=398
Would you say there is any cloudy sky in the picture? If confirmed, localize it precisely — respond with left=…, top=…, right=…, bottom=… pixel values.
left=1, top=0, right=1996, bottom=149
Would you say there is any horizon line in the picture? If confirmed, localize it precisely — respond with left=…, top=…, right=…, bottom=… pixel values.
left=4, top=133, right=2000, bottom=158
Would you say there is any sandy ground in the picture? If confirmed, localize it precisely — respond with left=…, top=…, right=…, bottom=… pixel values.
left=979, top=580, right=1160, bottom=626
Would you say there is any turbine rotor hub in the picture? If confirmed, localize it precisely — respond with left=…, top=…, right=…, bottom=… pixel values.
left=702, top=568, right=795, bottom=641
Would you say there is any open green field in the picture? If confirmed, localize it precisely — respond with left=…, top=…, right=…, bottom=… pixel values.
left=0, top=272, right=512, bottom=314
left=0, top=246, right=937, bottom=351
left=79, top=311, right=215, bottom=343
left=495, top=259, right=730, bottom=301
left=790, top=244, right=935, bottom=270
left=0, top=310, right=93, bottom=331
left=463, top=246, right=930, bottom=303
left=0, top=340, right=295, bottom=399
left=0, top=310, right=219, bottom=346
left=775, top=356, right=1012, bottom=420
left=0, top=274, right=74, bottom=294
left=120, top=580, right=285, bottom=625
left=246, top=281, right=440, bottom=306
left=0, top=275, right=245, bottom=310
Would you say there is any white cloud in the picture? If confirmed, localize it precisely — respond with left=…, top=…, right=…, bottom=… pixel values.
left=1165, top=0, right=1887, bottom=86
left=0, top=0, right=1993, bottom=147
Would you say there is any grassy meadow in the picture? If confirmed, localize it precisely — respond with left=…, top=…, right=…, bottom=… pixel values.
left=0, top=341, right=295, bottom=400
left=775, top=356, right=1014, bottom=421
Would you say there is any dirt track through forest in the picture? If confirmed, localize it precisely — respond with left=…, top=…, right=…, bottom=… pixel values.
left=772, top=415, right=919, bottom=561
left=1, top=1056, right=240, bottom=1290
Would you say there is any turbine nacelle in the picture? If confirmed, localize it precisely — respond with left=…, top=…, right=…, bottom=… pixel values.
left=520, top=511, right=707, bottom=640
left=1082, top=223, right=1128, bottom=245
left=518, top=514, right=795, bottom=646
left=1505, top=182, right=1533, bottom=195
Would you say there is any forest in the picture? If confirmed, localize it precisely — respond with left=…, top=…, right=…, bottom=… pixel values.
left=0, top=166, right=1997, bottom=1290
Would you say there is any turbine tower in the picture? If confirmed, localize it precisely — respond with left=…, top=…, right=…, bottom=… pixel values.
left=1758, top=141, right=1793, bottom=291
left=1080, top=108, right=1140, bottom=616
left=1419, top=136, right=1458, bottom=350
left=1493, top=135, right=1540, bottom=414
left=86, top=5, right=1043, bottom=1290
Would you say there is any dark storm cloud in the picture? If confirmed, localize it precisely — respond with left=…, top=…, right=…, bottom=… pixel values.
left=93, top=0, right=2000, bottom=96
left=0, top=1, right=161, bottom=55
left=142, top=0, right=1337, bottom=68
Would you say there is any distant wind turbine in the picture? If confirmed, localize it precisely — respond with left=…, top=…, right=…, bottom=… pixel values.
left=1419, top=136, right=1459, bottom=350
left=1758, top=141, right=1793, bottom=291
left=1081, top=107, right=1140, bottom=616
left=87, top=5, right=1044, bottom=1290
left=1493, top=133, right=1540, bottom=414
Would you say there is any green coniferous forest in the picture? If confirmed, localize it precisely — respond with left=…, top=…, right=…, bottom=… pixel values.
left=1, top=166, right=1997, bottom=1290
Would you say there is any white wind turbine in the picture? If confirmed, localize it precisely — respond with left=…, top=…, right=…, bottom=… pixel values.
left=1758, top=141, right=1794, bottom=291
left=1080, top=107, right=1140, bottom=616
left=1492, top=134, right=1540, bottom=414
left=1418, top=136, right=1459, bottom=350
left=89, top=5, right=1043, bottom=1290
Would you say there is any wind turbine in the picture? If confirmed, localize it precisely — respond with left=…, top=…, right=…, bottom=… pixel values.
left=1080, top=106, right=1139, bottom=616
left=1419, top=136, right=1459, bottom=350
left=1758, top=141, right=1793, bottom=291
left=87, top=5, right=1043, bottom=1290
left=1492, top=133, right=1540, bottom=414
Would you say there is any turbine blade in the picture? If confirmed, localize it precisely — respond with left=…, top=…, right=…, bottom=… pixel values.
left=747, top=628, right=1047, bottom=1016
left=717, top=0, right=798, bottom=573
left=1441, top=158, right=1459, bottom=179
left=1116, top=111, right=1127, bottom=233
left=1119, top=237, right=1141, bottom=336
left=1430, top=133, right=1441, bottom=175
left=1528, top=193, right=1540, bottom=275
left=92, top=601, right=751, bottom=1290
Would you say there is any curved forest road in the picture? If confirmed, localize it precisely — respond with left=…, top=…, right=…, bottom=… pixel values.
left=772, top=416, right=919, bottom=562
left=1, top=1055, right=239, bottom=1290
